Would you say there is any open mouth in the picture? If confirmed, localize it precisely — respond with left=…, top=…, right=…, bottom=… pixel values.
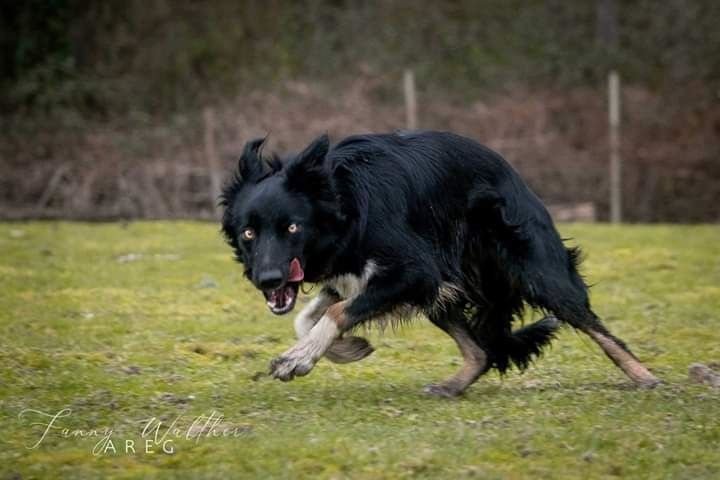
left=263, top=258, right=304, bottom=315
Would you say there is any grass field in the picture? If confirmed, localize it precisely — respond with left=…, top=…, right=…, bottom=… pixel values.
left=1, top=222, right=719, bottom=479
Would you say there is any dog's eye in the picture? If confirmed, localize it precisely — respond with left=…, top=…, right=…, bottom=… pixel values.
left=288, top=223, right=301, bottom=234
left=241, top=228, right=255, bottom=241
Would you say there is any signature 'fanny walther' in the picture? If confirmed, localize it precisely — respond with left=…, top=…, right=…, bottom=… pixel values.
left=220, top=131, right=660, bottom=397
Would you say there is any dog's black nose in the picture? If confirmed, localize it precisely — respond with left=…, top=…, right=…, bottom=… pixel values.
left=258, top=269, right=284, bottom=290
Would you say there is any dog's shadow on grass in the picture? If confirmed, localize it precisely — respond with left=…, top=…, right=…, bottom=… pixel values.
left=252, top=375, right=668, bottom=412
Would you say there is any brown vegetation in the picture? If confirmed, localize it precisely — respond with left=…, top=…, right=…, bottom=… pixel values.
left=2, top=77, right=717, bottom=222
left=1, top=1, right=718, bottom=221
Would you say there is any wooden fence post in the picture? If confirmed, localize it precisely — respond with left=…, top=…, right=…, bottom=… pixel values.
left=608, top=70, right=622, bottom=223
left=403, top=69, right=417, bottom=130
left=204, top=107, right=222, bottom=218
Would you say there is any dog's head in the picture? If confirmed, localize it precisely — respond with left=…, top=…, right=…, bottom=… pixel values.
left=220, top=135, right=345, bottom=315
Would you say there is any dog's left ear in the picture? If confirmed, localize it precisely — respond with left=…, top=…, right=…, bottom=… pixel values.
left=287, top=134, right=329, bottom=174
left=285, top=134, right=333, bottom=198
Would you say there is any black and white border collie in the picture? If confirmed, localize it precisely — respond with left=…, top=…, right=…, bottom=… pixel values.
left=220, top=131, right=659, bottom=397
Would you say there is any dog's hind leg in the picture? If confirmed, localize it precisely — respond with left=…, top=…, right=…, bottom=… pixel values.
left=574, top=310, right=660, bottom=387
left=423, top=307, right=490, bottom=398
left=528, top=272, right=660, bottom=387
left=294, top=287, right=374, bottom=364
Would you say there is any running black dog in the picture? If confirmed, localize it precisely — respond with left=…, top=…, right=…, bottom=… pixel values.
left=220, top=131, right=659, bottom=397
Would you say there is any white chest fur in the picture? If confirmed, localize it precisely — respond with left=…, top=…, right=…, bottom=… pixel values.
left=324, top=261, right=378, bottom=299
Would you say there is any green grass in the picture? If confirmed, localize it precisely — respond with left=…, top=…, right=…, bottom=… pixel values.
left=1, top=222, right=719, bottom=479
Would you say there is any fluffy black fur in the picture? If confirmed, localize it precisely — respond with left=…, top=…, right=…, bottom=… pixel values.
left=221, top=130, right=657, bottom=391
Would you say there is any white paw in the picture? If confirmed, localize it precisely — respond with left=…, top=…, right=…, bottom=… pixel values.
left=269, top=346, right=317, bottom=381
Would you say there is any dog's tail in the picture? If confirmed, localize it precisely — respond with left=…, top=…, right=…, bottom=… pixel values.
left=505, top=315, right=559, bottom=371
left=480, top=315, right=559, bottom=373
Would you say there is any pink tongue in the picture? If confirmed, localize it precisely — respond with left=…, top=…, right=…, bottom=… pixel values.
left=288, top=258, right=304, bottom=282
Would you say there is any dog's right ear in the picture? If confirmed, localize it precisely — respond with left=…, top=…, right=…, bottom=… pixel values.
left=237, top=137, right=267, bottom=181
left=219, top=137, right=268, bottom=211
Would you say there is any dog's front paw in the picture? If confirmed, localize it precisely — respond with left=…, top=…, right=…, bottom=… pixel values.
left=269, top=350, right=316, bottom=381
left=325, top=336, right=374, bottom=364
